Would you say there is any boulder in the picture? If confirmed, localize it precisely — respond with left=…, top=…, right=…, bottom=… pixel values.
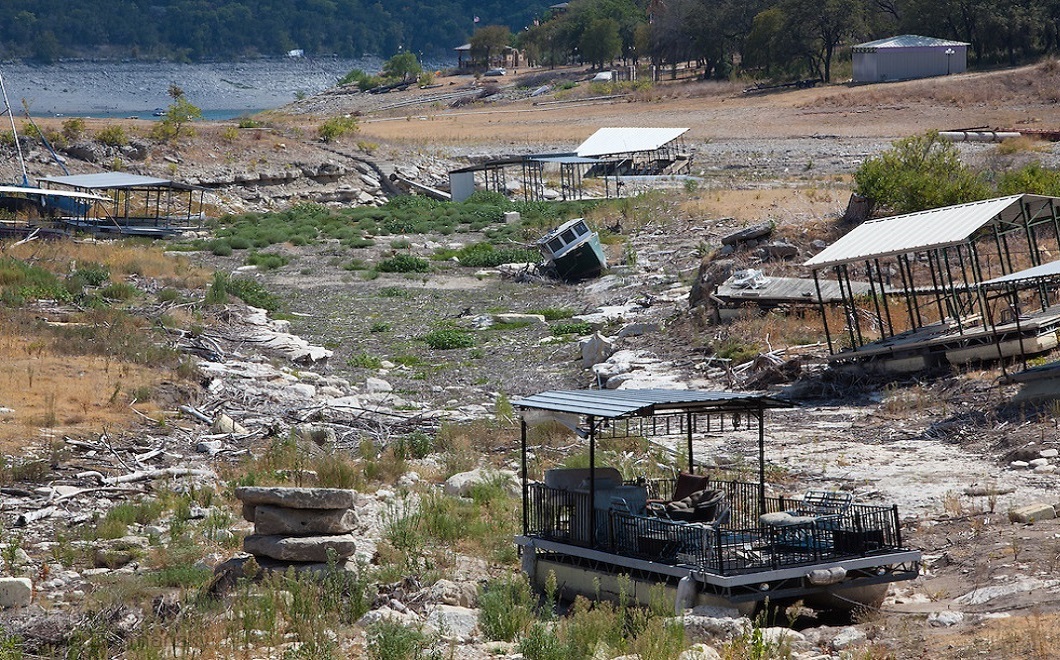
left=425, top=605, right=479, bottom=642
left=682, top=614, right=751, bottom=643
left=293, top=424, right=337, bottom=446
left=928, top=611, right=965, bottom=627
left=721, top=221, right=773, bottom=246
left=252, top=504, right=358, bottom=536
left=427, top=579, right=477, bottom=608
left=679, top=644, right=722, bottom=660
left=366, top=377, right=393, bottom=394
left=760, top=240, right=799, bottom=260
left=357, top=606, right=422, bottom=628
left=492, top=313, right=547, bottom=326
left=830, top=626, right=867, bottom=651
left=235, top=486, right=357, bottom=510
left=243, top=533, right=357, bottom=562
left=617, top=322, right=660, bottom=338
left=443, top=468, right=519, bottom=498
left=580, top=332, right=616, bottom=368
left=1008, top=503, right=1056, bottom=524
left=0, top=578, right=32, bottom=608
left=212, top=413, right=248, bottom=435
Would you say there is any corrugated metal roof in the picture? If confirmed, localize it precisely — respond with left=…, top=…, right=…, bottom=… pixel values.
left=855, top=34, right=970, bottom=50
left=981, top=259, right=1060, bottom=288
left=514, top=389, right=792, bottom=418
left=804, top=195, right=1036, bottom=270
left=38, top=173, right=177, bottom=189
left=576, top=127, right=689, bottom=158
left=0, top=185, right=110, bottom=202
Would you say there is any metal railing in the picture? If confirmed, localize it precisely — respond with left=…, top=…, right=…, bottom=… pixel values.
left=526, top=481, right=904, bottom=576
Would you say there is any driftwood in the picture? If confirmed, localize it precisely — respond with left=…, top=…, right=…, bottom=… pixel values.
left=102, top=467, right=215, bottom=485
left=180, top=405, right=213, bottom=424
left=16, top=506, right=56, bottom=527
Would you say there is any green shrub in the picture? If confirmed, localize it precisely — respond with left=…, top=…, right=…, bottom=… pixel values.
left=246, top=252, right=289, bottom=270
left=854, top=130, right=990, bottom=215
left=96, top=124, right=128, bottom=147
left=531, top=307, right=576, bottom=320
left=365, top=620, right=431, bottom=660
left=204, top=271, right=229, bottom=305
left=209, top=240, right=233, bottom=256
left=456, top=242, right=539, bottom=268
left=237, top=117, right=263, bottom=129
left=520, top=623, right=567, bottom=660
left=347, top=352, right=383, bottom=369
left=377, top=254, right=429, bottom=273
left=62, top=117, right=86, bottom=141
left=480, top=576, right=536, bottom=641
left=227, top=277, right=280, bottom=311
left=318, top=115, right=359, bottom=142
left=550, top=321, right=592, bottom=336
left=73, top=262, right=110, bottom=286
left=97, top=282, right=137, bottom=301
left=422, top=328, right=475, bottom=349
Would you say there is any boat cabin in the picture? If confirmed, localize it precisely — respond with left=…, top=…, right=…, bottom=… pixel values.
left=514, top=389, right=920, bottom=611
left=535, top=218, right=607, bottom=281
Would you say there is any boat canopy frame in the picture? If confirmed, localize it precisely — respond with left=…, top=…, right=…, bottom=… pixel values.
left=804, top=194, right=1060, bottom=365
left=515, top=389, right=793, bottom=541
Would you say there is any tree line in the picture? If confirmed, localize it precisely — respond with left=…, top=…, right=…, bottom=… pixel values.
left=515, top=0, right=1060, bottom=82
left=1, top=0, right=1057, bottom=79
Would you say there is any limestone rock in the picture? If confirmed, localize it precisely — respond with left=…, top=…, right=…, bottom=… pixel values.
left=580, top=332, right=616, bottom=368
left=293, top=424, right=337, bottom=446
left=830, top=626, right=867, bottom=651
left=235, top=487, right=357, bottom=510
left=928, top=611, right=965, bottom=627
left=252, top=504, right=358, bottom=536
left=427, top=579, right=477, bottom=608
left=357, top=606, right=422, bottom=628
left=617, top=322, right=660, bottom=338
left=683, top=614, right=751, bottom=643
left=426, top=605, right=479, bottom=642
left=679, top=643, right=722, bottom=660
left=212, top=413, right=248, bottom=435
left=492, top=313, right=547, bottom=325
left=443, top=468, right=519, bottom=498
left=243, top=533, right=357, bottom=562
left=366, top=377, right=393, bottom=394
left=1008, top=503, right=1056, bottom=524
left=0, top=578, right=32, bottom=608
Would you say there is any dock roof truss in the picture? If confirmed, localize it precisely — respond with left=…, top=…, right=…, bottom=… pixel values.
left=803, top=194, right=1060, bottom=363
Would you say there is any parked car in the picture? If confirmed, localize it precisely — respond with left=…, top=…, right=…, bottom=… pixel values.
left=484, top=68, right=506, bottom=76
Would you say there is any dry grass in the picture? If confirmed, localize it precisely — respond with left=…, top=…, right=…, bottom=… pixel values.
left=802, top=59, right=1060, bottom=111
left=0, top=322, right=166, bottom=452
left=0, top=239, right=208, bottom=453
left=3, top=238, right=210, bottom=288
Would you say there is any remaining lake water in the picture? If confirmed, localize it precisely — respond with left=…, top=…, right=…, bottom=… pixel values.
left=0, top=57, right=390, bottom=119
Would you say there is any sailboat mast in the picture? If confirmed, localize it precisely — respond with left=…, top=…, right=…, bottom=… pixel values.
left=0, top=69, right=29, bottom=186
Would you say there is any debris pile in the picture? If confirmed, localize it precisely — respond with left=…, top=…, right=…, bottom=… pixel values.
left=236, top=487, right=359, bottom=570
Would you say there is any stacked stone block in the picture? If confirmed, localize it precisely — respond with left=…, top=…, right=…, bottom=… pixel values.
left=235, top=487, right=358, bottom=569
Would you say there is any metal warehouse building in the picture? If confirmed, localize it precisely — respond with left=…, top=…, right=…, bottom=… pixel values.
left=852, top=35, right=969, bottom=83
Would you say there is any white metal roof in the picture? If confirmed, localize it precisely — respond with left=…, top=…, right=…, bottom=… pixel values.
left=982, top=259, right=1060, bottom=288
left=0, top=185, right=110, bottom=202
left=576, top=127, right=689, bottom=158
left=38, top=173, right=175, bottom=189
left=515, top=389, right=792, bottom=419
left=854, top=35, right=969, bottom=50
left=804, top=195, right=1047, bottom=269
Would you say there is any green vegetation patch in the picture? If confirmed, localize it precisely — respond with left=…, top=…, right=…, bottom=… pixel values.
left=421, top=328, right=475, bottom=350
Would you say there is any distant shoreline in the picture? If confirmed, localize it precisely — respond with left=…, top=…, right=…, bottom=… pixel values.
left=0, top=58, right=385, bottom=117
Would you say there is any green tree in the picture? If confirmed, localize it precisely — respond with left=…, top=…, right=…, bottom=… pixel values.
left=853, top=131, right=991, bottom=215
left=469, top=25, right=511, bottom=66
left=580, top=18, right=621, bottom=69
left=382, top=52, right=422, bottom=82
left=151, top=92, right=203, bottom=142
left=780, top=0, right=864, bottom=82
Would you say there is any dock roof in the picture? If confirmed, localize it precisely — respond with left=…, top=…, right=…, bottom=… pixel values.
left=805, top=195, right=1059, bottom=269
left=38, top=173, right=205, bottom=192
left=515, top=389, right=791, bottom=419
left=575, top=127, right=689, bottom=158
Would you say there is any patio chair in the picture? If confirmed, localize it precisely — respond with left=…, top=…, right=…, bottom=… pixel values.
left=759, top=490, right=852, bottom=528
left=649, top=487, right=730, bottom=526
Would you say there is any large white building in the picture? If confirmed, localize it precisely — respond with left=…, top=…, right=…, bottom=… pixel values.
left=852, top=35, right=969, bottom=83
